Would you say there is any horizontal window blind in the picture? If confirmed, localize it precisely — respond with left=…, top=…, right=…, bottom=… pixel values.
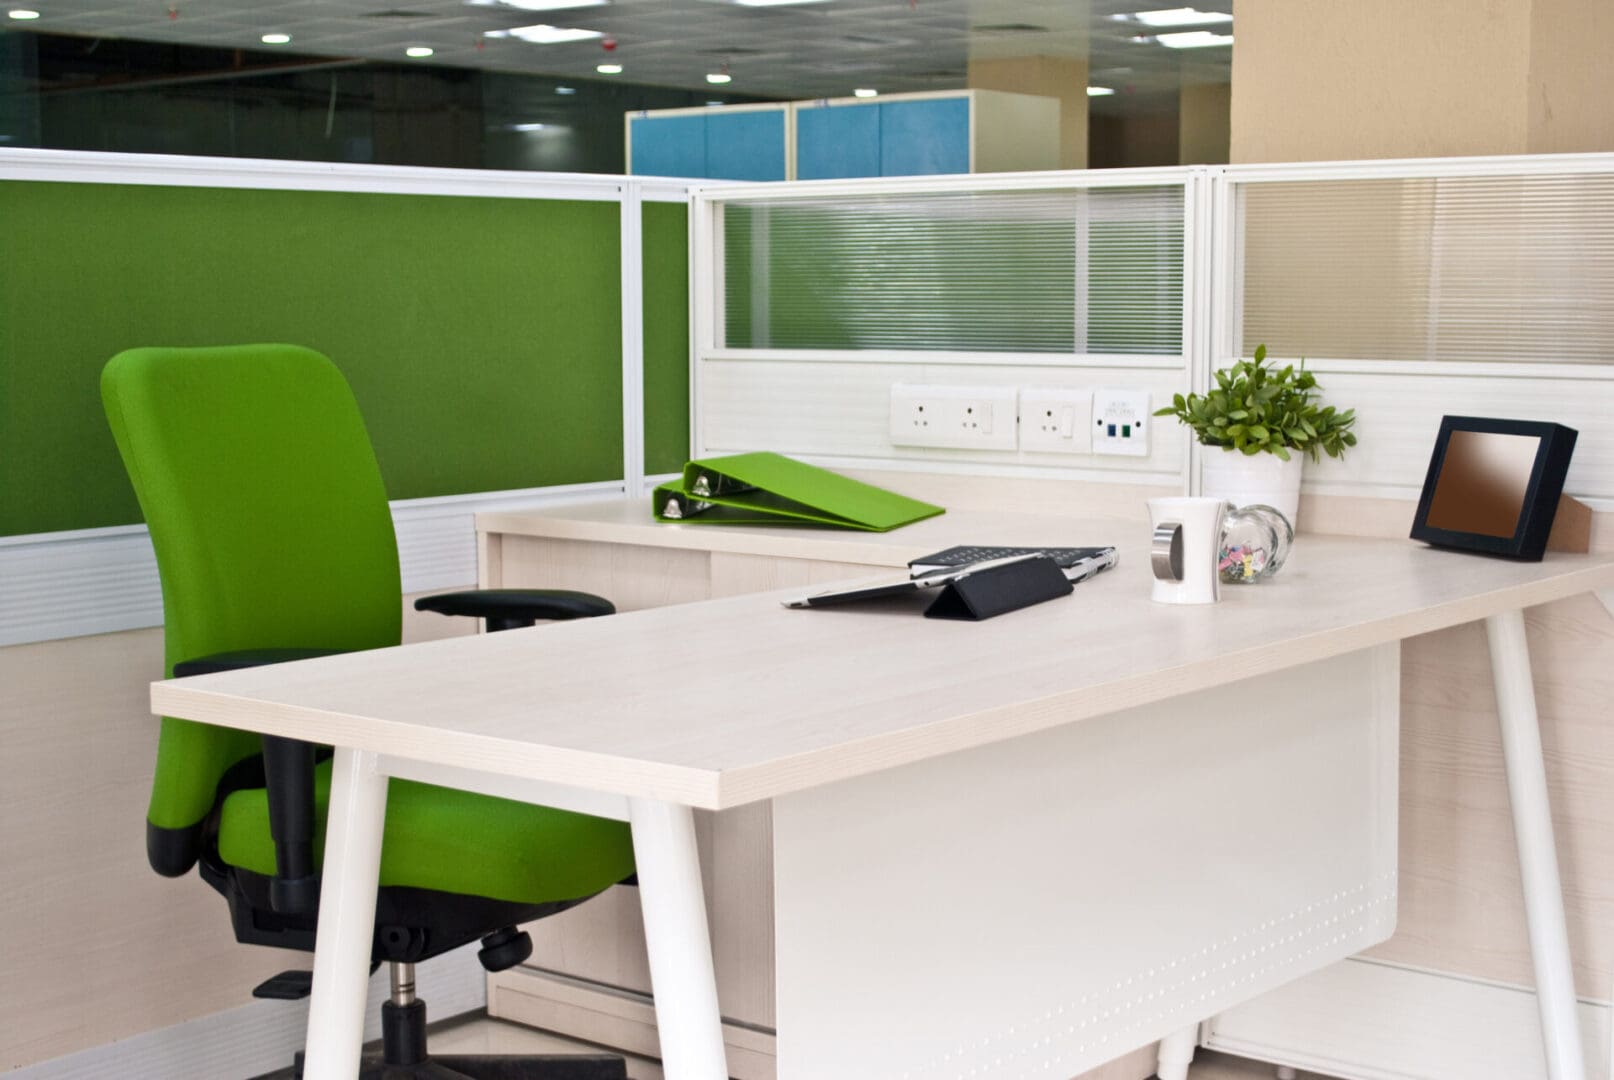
left=722, top=186, right=1184, bottom=355
left=1239, top=172, right=1614, bottom=365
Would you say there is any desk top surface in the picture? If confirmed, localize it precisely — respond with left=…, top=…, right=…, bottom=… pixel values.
left=477, top=498, right=1137, bottom=567
left=153, top=504, right=1614, bottom=809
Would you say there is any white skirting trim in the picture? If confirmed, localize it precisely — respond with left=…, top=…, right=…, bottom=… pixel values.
left=11, top=944, right=487, bottom=1080
left=0, top=481, right=626, bottom=647
left=1203, top=956, right=1612, bottom=1080
left=488, top=965, right=778, bottom=1080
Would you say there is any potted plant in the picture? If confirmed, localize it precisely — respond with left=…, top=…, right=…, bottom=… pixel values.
left=1153, top=345, right=1357, bottom=527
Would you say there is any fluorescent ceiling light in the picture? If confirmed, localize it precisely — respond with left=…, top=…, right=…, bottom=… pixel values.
left=705, top=100, right=725, bottom=106
left=490, top=23, right=602, bottom=43
left=261, top=33, right=291, bottom=44
left=7, top=8, right=41, bottom=17
left=732, top=0, right=830, bottom=6
left=483, top=0, right=606, bottom=9
left=406, top=46, right=435, bottom=57
left=555, top=85, right=577, bottom=94
left=1131, top=7, right=1232, bottom=27
left=510, top=123, right=548, bottom=131
left=596, top=63, right=623, bottom=74
left=1086, top=86, right=1115, bottom=97
left=706, top=72, right=732, bottom=84
left=853, top=87, right=878, bottom=98
left=1156, top=29, right=1233, bottom=47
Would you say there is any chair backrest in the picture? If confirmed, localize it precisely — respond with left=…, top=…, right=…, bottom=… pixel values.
left=102, top=344, right=402, bottom=852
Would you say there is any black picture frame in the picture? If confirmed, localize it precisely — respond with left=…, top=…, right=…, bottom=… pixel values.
left=1410, top=416, right=1578, bottom=561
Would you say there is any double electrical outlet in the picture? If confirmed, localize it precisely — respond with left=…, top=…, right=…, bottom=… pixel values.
left=889, top=383, right=1150, bottom=457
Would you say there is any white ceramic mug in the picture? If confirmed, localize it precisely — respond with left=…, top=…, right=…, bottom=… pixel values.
left=1147, top=496, right=1231, bottom=605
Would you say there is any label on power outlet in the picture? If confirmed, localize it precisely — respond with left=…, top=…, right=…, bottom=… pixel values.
left=1092, top=388, right=1151, bottom=457
left=889, top=383, right=1018, bottom=451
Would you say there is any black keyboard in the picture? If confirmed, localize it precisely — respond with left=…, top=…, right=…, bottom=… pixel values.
left=908, top=545, right=1113, bottom=574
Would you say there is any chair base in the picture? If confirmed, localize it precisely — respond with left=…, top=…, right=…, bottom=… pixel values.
left=266, top=1050, right=629, bottom=1079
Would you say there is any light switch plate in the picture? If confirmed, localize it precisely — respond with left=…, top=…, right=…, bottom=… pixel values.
left=1019, top=387, right=1093, bottom=455
left=889, top=384, right=1018, bottom=451
left=1093, top=388, right=1151, bottom=457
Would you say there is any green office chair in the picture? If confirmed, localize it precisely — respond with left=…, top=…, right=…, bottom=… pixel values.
left=102, top=344, right=636, bottom=1080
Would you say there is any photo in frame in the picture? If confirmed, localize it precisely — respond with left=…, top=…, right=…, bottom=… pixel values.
left=1410, top=416, right=1578, bottom=561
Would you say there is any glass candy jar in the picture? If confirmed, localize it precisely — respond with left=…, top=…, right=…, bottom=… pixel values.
left=1218, top=504, right=1294, bottom=584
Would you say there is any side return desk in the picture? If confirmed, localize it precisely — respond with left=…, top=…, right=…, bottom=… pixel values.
left=152, top=501, right=1614, bottom=1080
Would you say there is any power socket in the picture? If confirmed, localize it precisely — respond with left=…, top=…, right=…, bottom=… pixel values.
left=889, top=384, right=1018, bottom=451
left=1092, top=388, right=1151, bottom=457
left=1018, top=388, right=1093, bottom=455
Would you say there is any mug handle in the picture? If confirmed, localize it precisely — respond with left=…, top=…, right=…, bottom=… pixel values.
left=1151, top=521, right=1184, bottom=582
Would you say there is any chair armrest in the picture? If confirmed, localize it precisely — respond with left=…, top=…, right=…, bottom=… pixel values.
left=172, top=649, right=342, bottom=915
left=414, top=588, right=615, bottom=632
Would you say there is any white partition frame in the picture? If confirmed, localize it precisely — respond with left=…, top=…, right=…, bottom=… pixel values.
left=1201, top=152, right=1614, bottom=510
left=687, top=167, right=1206, bottom=489
left=0, top=148, right=692, bottom=646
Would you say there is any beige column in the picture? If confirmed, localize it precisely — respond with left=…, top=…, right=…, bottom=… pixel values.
left=967, top=55, right=1088, bottom=169
left=1231, top=0, right=1614, bottom=162
left=1178, top=82, right=1230, bottom=165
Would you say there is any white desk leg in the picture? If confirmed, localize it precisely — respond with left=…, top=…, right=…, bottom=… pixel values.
left=1156, top=1024, right=1198, bottom=1080
left=1485, top=610, right=1588, bottom=1080
left=303, top=748, right=389, bottom=1080
left=628, top=797, right=728, bottom=1080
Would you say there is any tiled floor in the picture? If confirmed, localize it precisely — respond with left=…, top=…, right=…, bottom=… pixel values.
left=427, top=1015, right=1343, bottom=1080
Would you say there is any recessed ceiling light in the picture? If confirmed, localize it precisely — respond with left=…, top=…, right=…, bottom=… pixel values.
left=555, top=85, right=577, bottom=95
left=853, top=88, right=878, bottom=98
left=705, top=100, right=725, bottom=106
left=405, top=46, right=435, bottom=57
left=492, top=23, right=603, bottom=43
left=7, top=8, right=41, bottom=18
left=1086, top=86, right=1115, bottom=97
left=732, top=0, right=830, bottom=6
left=1131, top=7, right=1232, bottom=27
left=510, top=122, right=548, bottom=131
left=1156, top=29, right=1233, bottom=47
left=706, top=72, right=732, bottom=84
left=596, top=63, right=622, bottom=74
left=261, top=33, right=291, bottom=44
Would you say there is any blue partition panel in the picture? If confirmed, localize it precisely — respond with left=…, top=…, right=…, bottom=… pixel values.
left=796, top=103, right=881, bottom=180
left=705, top=109, right=787, bottom=181
left=880, top=98, right=970, bottom=177
left=630, top=114, right=708, bottom=178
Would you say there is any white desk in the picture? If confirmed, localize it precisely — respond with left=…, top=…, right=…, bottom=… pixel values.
left=152, top=511, right=1614, bottom=1080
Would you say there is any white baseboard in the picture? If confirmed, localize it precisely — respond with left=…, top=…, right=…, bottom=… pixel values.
left=11, top=945, right=486, bottom=1080
left=1204, top=957, right=1612, bottom=1080
left=489, top=965, right=777, bottom=1080
left=0, top=481, right=625, bottom=647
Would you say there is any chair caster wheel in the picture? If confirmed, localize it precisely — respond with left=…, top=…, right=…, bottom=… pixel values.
left=478, top=926, right=532, bottom=971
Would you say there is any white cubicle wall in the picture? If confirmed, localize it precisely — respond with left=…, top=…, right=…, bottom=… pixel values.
left=692, top=155, right=1614, bottom=513
left=689, top=167, right=1206, bottom=495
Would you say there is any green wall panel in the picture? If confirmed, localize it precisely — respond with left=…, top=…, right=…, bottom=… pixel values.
left=641, top=200, right=690, bottom=475
left=0, top=180, right=623, bottom=536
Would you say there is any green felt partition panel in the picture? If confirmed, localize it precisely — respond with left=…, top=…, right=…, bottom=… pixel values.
left=642, top=200, right=691, bottom=475
left=0, top=180, right=625, bottom=537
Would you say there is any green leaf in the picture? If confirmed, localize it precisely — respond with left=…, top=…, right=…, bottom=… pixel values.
left=1273, top=445, right=1291, bottom=461
left=1249, top=425, right=1270, bottom=442
left=1253, top=343, right=1266, bottom=362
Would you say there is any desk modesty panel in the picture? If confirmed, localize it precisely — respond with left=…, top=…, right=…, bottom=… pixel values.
left=151, top=529, right=1614, bottom=812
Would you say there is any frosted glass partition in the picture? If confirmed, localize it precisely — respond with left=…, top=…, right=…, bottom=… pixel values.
left=1239, top=172, right=1614, bottom=365
left=721, top=185, right=1185, bottom=355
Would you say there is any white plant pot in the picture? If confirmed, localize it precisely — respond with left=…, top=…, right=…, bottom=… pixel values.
left=1200, top=448, right=1304, bottom=529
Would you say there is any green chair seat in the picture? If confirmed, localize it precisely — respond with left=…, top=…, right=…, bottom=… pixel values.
left=218, top=760, right=635, bottom=907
